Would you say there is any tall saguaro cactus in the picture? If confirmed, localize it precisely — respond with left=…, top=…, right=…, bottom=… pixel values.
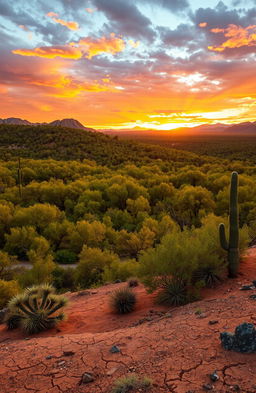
left=219, top=171, right=239, bottom=278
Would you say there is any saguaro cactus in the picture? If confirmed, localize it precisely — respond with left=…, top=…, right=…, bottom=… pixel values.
left=219, top=171, right=239, bottom=278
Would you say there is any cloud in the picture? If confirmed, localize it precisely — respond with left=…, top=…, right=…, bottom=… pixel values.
left=139, top=0, right=189, bottom=12
left=13, top=34, right=126, bottom=60
left=47, top=12, right=79, bottom=30
left=93, top=0, right=155, bottom=40
left=12, top=45, right=83, bottom=59
left=208, top=24, right=256, bottom=52
left=75, top=33, right=126, bottom=58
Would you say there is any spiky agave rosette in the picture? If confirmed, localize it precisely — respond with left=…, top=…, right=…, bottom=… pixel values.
left=6, top=284, right=68, bottom=334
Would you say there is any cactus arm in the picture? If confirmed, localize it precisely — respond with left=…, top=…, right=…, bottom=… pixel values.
left=229, top=171, right=239, bottom=249
left=219, top=223, right=228, bottom=251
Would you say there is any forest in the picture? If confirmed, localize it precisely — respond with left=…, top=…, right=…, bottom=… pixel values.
left=0, top=124, right=255, bottom=309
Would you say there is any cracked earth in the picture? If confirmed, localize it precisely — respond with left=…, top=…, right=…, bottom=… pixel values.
left=1, top=249, right=256, bottom=393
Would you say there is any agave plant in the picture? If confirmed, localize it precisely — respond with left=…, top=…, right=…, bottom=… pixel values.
left=6, top=284, right=68, bottom=334
left=192, top=264, right=223, bottom=288
left=155, top=276, right=190, bottom=307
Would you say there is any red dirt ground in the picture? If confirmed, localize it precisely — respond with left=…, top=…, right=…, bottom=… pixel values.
left=1, top=250, right=256, bottom=393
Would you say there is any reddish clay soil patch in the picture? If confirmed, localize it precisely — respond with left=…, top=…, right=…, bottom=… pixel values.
left=0, top=249, right=256, bottom=393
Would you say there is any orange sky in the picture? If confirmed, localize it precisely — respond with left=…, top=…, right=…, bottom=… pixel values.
left=0, top=0, right=255, bottom=129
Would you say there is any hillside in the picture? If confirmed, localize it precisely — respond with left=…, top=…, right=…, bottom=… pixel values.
left=1, top=249, right=256, bottom=393
left=0, top=124, right=209, bottom=166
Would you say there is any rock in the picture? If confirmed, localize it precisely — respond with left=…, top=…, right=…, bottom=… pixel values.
left=46, top=355, right=54, bottom=360
left=110, top=345, right=121, bottom=353
left=63, top=351, right=75, bottom=357
left=114, top=279, right=122, bottom=283
left=209, top=320, right=219, bottom=325
left=203, top=384, right=213, bottom=391
left=209, top=371, right=219, bottom=382
left=249, top=294, right=256, bottom=300
left=252, top=280, right=256, bottom=287
left=106, top=367, right=118, bottom=376
left=240, top=285, right=254, bottom=290
left=57, top=360, right=66, bottom=367
left=0, top=308, right=7, bottom=324
left=220, top=322, right=256, bottom=353
left=80, top=372, right=95, bottom=384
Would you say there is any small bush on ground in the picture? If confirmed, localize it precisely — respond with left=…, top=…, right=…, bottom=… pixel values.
left=102, top=259, right=138, bottom=283
left=110, top=287, right=137, bottom=314
left=127, top=278, right=139, bottom=287
left=6, top=284, right=68, bottom=334
left=111, top=374, right=152, bottom=393
left=52, top=266, right=76, bottom=292
left=155, top=277, right=194, bottom=306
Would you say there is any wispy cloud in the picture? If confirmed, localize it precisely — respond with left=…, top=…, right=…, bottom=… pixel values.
left=47, top=12, right=79, bottom=31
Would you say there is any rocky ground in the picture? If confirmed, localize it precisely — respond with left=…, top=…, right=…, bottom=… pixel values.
left=1, top=250, right=256, bottom=393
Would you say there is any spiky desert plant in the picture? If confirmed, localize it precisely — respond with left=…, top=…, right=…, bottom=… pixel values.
left=192, top=265, right=222, bottom=288
left=110, top=287, right=137, bottom=314
left=6, top=284, right=68, bottom=334
left=155, top=277, right=190, bottom=307
left=219, top=171, right=240, bottom=277
left=127, top=278, right=139, bottom=287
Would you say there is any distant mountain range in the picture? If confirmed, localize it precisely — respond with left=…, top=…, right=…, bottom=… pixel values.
left=0, top=117, right=94, bottom=131
left=0, top=117, right=256, bottom=135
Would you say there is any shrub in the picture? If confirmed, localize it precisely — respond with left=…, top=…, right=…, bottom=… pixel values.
left=111, top=374, right=152, bottom=393
left=54, top=250, right=77, bottom=264
left=0, top=279, right=19, bottom=309
left=52, top=266, right=76, bottom=291
left=18, top=253, right=56, bottom=288
left=110, top=288, right=137, bottom=314
left=155, top=277, right=192, bottom=307
left=127, top=278, right=139, bottom=287
left=6, top=284, right=68, bottom=334
left=75, top=246, right=120, bottom=288
left=102, top=259, right=138, bottom=283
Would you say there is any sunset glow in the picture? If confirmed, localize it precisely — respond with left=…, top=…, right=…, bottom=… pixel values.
left=1, top=0, right=256, bottom=130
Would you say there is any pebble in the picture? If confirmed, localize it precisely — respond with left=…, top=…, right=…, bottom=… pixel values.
left=210, top=371, right=219, bottom=382
left=63, top=351, right=75, bottom=356
left=240, top=285, right=254, bottom=290
left=80, top=372, right=95, bottom=384
left=110, top=345, right=121, bottom=353
left=209, top=320, right=219, bottom=325
left=46, top=355, right=54, bottom=360
left=203, top=384, right=213, bottom=391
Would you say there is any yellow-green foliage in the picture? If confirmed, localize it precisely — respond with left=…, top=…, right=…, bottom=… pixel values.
left=75, top=246, right=120, bottom=288
left=111, top=374, right=152, bottom=393
left=0, top=279, right=19, bottom=308
left=102, top=259, right=139, bottom=282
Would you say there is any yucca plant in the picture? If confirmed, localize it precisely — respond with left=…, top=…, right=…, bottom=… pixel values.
left=155, top=277, right=190, bottom=307
left=6, top=284, right=68, bottom=334
left=192, top=265, right=222, bottom=288
left=110, top=287, right=137, bottom=314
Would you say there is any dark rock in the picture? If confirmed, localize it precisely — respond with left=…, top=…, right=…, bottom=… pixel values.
left=110, top=345, right=121, bottom=353
left=203, top=384, right=213, bottom=391
left=240, top=285, right=254, bottom=290
left=252, top=280, right=256, bottom=287
left=0, top=308, right=7, bottom=324
left=63, top=351, right=75, bottom=357
left=209, top=371, right=219, bottom=382
left=80, top=372, right=95, bottom=384
left=209, top=320, right=219, bottom=325
left=46, top=355, right=54, bottom=360
left=220, top=322, right=256, bottom=353
left=114, top=279, right=122, bottom=283
left=249, top=294, right=256, bottom=300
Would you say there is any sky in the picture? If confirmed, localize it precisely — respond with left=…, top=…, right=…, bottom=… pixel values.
left=0, top=0, right=256, bottom=130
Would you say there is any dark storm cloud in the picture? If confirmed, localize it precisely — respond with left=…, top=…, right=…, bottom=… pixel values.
left=158, top=24, right=198, bottom=47
left=92, top=0, right=156, bottom=40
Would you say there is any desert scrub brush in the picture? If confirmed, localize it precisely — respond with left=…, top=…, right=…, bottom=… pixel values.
left=6, top=284, right=68, bottom=334
left=111, top=374, right=152, bottom=393
left=110, top=287, right=137, bottom=314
